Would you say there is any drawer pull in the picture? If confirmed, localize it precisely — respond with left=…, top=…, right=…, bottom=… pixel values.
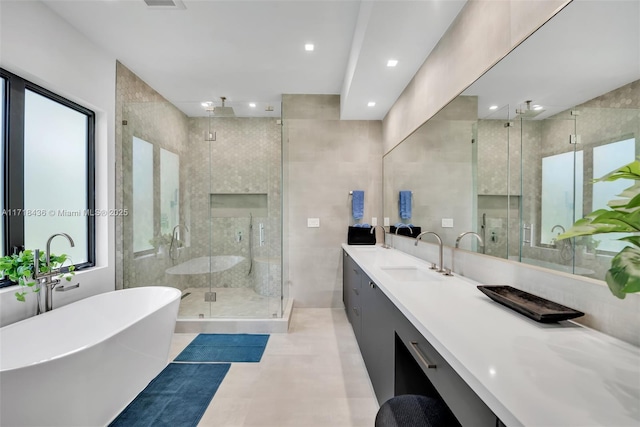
left=411, top=341, right=436, bottom=369
left=353, top=287, right=359, bottom=295
left=369, top=281, right=375, bottom=289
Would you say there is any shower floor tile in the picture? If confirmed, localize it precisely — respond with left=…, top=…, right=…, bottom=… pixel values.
left=178, top=287, right=281, bottom=319
left=169, top=308, right=379, bottom=427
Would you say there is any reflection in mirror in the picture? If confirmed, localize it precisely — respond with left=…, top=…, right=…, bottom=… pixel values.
left=383, top=0, right=640, bottom=282
left=383, top=97, right=476, bottom=249
left=132, top=136, right=154, bottom=253
left=160, top=148, right=180, bottom=237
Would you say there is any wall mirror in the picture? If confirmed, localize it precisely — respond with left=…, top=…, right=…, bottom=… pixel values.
left=383, top=0, right=640, bottom=282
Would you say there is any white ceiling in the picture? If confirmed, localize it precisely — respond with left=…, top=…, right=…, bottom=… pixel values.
left=42, top=0, right=466, bottom=119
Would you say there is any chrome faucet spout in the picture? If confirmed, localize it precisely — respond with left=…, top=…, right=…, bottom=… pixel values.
left=414, top=231, right=445, bottom=273
left=170, top=224, right=189, bottom=260
left=35, top=233, right=75, bottom=314
left=452, top=231, right=485, bottom=276
left=455, top=231, right=484, bottom=249
left=394, top=224, right=413, bottom=235
left=172, top=224, right=189, bottom=239
left=371, top=225, right=389, bottom=248
left=46, top=233, right=75, bottom=270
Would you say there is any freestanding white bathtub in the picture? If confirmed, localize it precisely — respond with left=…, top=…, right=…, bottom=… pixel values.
left=0, top=286, right=181, bottom=427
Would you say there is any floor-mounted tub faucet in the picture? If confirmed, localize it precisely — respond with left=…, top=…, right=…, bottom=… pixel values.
left=371, top=225, right=389, bottom=248
left=34, top=233, right=75, bottom=313
left=414, top=231, right=446, bottom=274
left=170, top=224, right=189, bottom=260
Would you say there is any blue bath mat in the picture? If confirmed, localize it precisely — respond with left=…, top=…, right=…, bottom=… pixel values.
left=109, top=362, right=230, bottom=427
left=174, top=333, right=270, bottom=363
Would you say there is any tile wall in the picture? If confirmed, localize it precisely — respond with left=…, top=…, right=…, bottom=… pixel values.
left=283, top=94, right=383, bottom=308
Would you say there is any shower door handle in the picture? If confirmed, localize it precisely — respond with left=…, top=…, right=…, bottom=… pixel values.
left=259, top=223, right=265, bottom=247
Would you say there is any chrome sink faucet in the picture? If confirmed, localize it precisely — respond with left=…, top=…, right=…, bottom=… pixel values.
left=34, top=233, right=75, bottom=313
left=451, top=231, right=485, bottom=276
left=455, top=231, right=485, bottom=249
left=370, top=225, right=389, bottom=248
left=414, top=231, right=446, bottom=273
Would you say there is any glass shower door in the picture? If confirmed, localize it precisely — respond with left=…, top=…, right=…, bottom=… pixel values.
left=519, top=111, right=579, bottom=273
left=198, top=112, right=283, bottom=319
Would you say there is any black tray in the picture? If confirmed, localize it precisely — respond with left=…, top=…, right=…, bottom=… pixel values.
left=477, top=285, right=584, bottom=323
left=389, top=226, right=421, bottom=237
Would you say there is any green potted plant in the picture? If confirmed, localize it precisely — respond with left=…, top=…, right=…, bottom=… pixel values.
left=0, top=249, right=75, bottom=302
left=557, top=159, right=640, bottom=299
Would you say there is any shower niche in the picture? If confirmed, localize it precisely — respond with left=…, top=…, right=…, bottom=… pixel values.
left=210, top=193, right=268, bottom=218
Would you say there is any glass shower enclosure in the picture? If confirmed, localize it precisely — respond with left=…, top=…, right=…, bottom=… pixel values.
left=120, top=101, right=284, bottom=319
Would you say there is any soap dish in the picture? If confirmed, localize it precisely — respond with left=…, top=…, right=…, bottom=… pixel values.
left=477, top=285, right=584, bottom=323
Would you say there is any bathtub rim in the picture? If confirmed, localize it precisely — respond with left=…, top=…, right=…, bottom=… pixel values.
left=0, top=286, right=181, bottom=373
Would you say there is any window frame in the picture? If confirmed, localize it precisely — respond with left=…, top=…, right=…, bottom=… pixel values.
left=0, top=68, right=95, bottom=288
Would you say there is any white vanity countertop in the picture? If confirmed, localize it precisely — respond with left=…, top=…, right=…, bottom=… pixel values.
left=342, top=244, right=640, bottom=427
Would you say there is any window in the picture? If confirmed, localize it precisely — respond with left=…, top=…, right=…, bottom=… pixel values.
left=0, top=68, right=95, bottom=287
left=541, top=150, right=584, bottom=245
left=0, top=76, right=5, bottom=257
left=132, top=137, right=154, bottom=253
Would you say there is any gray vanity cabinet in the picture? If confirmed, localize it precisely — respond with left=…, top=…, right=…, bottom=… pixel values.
left=343, top=251, right=363, bottom=340
left=360, top=279, right=396, bottom=405
left=343, top=250, right=396, bottom=405
left=394, top=314, right=497, bottom=426
left=342, top=249, right=499, bottom=426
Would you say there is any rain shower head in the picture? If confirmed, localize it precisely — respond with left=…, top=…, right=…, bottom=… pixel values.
left=515, top=100, right=545, bottom=118
left=214, top=96, right=236, bottom=117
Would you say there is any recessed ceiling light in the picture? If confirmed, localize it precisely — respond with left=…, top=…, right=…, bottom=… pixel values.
left=489, top=105, right=498, bottom=110
left=367, top=102, right=376, bottom=107
left=249, top=103, right=256, bottom=108
left=201, top=101, right=212, bottom=107
left=387, top=59, right=398, bottom=67
left=305, top=43, right=314, bottom=51
left=533, top=105, right=543, bottom=110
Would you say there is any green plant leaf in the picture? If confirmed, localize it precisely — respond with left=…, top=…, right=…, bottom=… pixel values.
left=619, top=235, right=640, bottom=248
left=1, top=249, right=74, bottom=302
left=597, top=160, right=640, bottom=183
left=621, top=192, right=640, bottom=209
left=605, top=246, right=640, bottom=298
left=557, top=209, right=640, bottom=240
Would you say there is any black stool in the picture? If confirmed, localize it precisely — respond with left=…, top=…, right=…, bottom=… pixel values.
left=375, top=394, right=458, bottom=427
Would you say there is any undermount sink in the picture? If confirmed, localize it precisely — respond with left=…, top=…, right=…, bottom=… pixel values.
left=379, top=265, right=439, bottom=281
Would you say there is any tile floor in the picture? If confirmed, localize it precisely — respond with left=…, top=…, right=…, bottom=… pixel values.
left=168, top=308, right=380, bottom=427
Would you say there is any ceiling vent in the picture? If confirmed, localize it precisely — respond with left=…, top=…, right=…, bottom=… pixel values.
left=143, top=0, right=186, bottom=10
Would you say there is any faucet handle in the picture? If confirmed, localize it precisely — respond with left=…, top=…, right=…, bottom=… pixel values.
left=34, top=249, right=41, bottom=277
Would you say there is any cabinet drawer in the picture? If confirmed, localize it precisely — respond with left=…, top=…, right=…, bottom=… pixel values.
left=396, top=321, right=496, bottom=427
